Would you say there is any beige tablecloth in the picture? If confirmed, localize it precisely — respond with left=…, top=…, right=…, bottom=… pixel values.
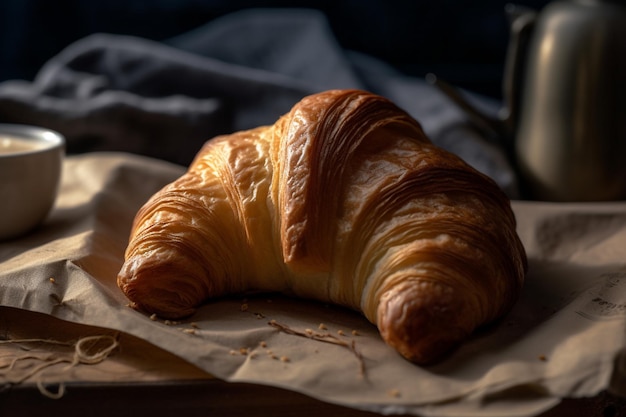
left=1, top=153, right=625, bottom=416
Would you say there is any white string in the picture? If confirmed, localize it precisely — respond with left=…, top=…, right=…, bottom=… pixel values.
left=0, top=334, right=119, bottom=398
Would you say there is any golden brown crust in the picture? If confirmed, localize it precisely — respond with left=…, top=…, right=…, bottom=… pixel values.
left=117, top=89, right=527, bottom=363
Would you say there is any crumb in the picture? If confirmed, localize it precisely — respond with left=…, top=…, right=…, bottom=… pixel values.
left=388, top=389, right=401, bottom=398
left=305, top=328, right=313, bottom=335
left=318, top=323, right=327, bottom=330
left=239, top=347, right=249, bottom=355
left=149, top=314, right=158, bottom=321
left=337, top=329, right=345, bottom=336
left=280, top=356, right=290, bottom=362
left=240, top=303, right=249, bottom=312
left=190, top=322, right=199, bottom=328
left=351, top=330, right=359, bottom=336
left=49, top=277, right=56, bottom=284
left=229, top=350, right=238, bottom=356
left=259, top=341, right=267, bottom=348
left=182, top=328, right=196, bottom=335
left=254, top=312, right=265, bottom=319
left=538, top=355, right=547, bottom=361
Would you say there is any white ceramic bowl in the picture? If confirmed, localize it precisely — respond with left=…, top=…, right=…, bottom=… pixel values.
left=0, top=124, right=65, bottom=240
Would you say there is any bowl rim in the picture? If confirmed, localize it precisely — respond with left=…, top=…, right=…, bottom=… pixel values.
left=0, top=123, right=65, bottom=158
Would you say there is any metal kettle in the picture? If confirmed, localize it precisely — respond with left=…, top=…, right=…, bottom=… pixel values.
left=435, top=0, right=626, bottom=201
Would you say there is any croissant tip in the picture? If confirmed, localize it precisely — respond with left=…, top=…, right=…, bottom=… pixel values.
left=118, top=256, right=201, bottom=320
left=377, top=281, right=473, bottom=365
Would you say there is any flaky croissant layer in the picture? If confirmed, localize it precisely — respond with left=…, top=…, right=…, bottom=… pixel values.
left=117, top=89, right=527, bottom=364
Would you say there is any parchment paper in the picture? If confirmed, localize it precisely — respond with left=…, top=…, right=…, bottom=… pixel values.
left=1, top=153, right=625, bottom=417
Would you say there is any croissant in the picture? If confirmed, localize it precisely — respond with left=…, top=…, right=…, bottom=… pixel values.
left=117, top=89, right=527, bottom=364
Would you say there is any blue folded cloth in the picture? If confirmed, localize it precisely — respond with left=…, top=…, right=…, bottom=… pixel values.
left=0, top=8, right=518, bottom=196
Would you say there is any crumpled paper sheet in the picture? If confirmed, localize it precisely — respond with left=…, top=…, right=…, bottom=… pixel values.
left=1, top=153, right=625, bottom=417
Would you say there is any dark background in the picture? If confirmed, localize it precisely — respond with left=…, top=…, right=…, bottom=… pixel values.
left=0, top=0, right=551, bottom=100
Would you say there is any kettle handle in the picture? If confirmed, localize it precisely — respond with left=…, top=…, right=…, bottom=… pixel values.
left=427, top=4, right=537, bottom=160
left=501, top=4, right=537, bottom=135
